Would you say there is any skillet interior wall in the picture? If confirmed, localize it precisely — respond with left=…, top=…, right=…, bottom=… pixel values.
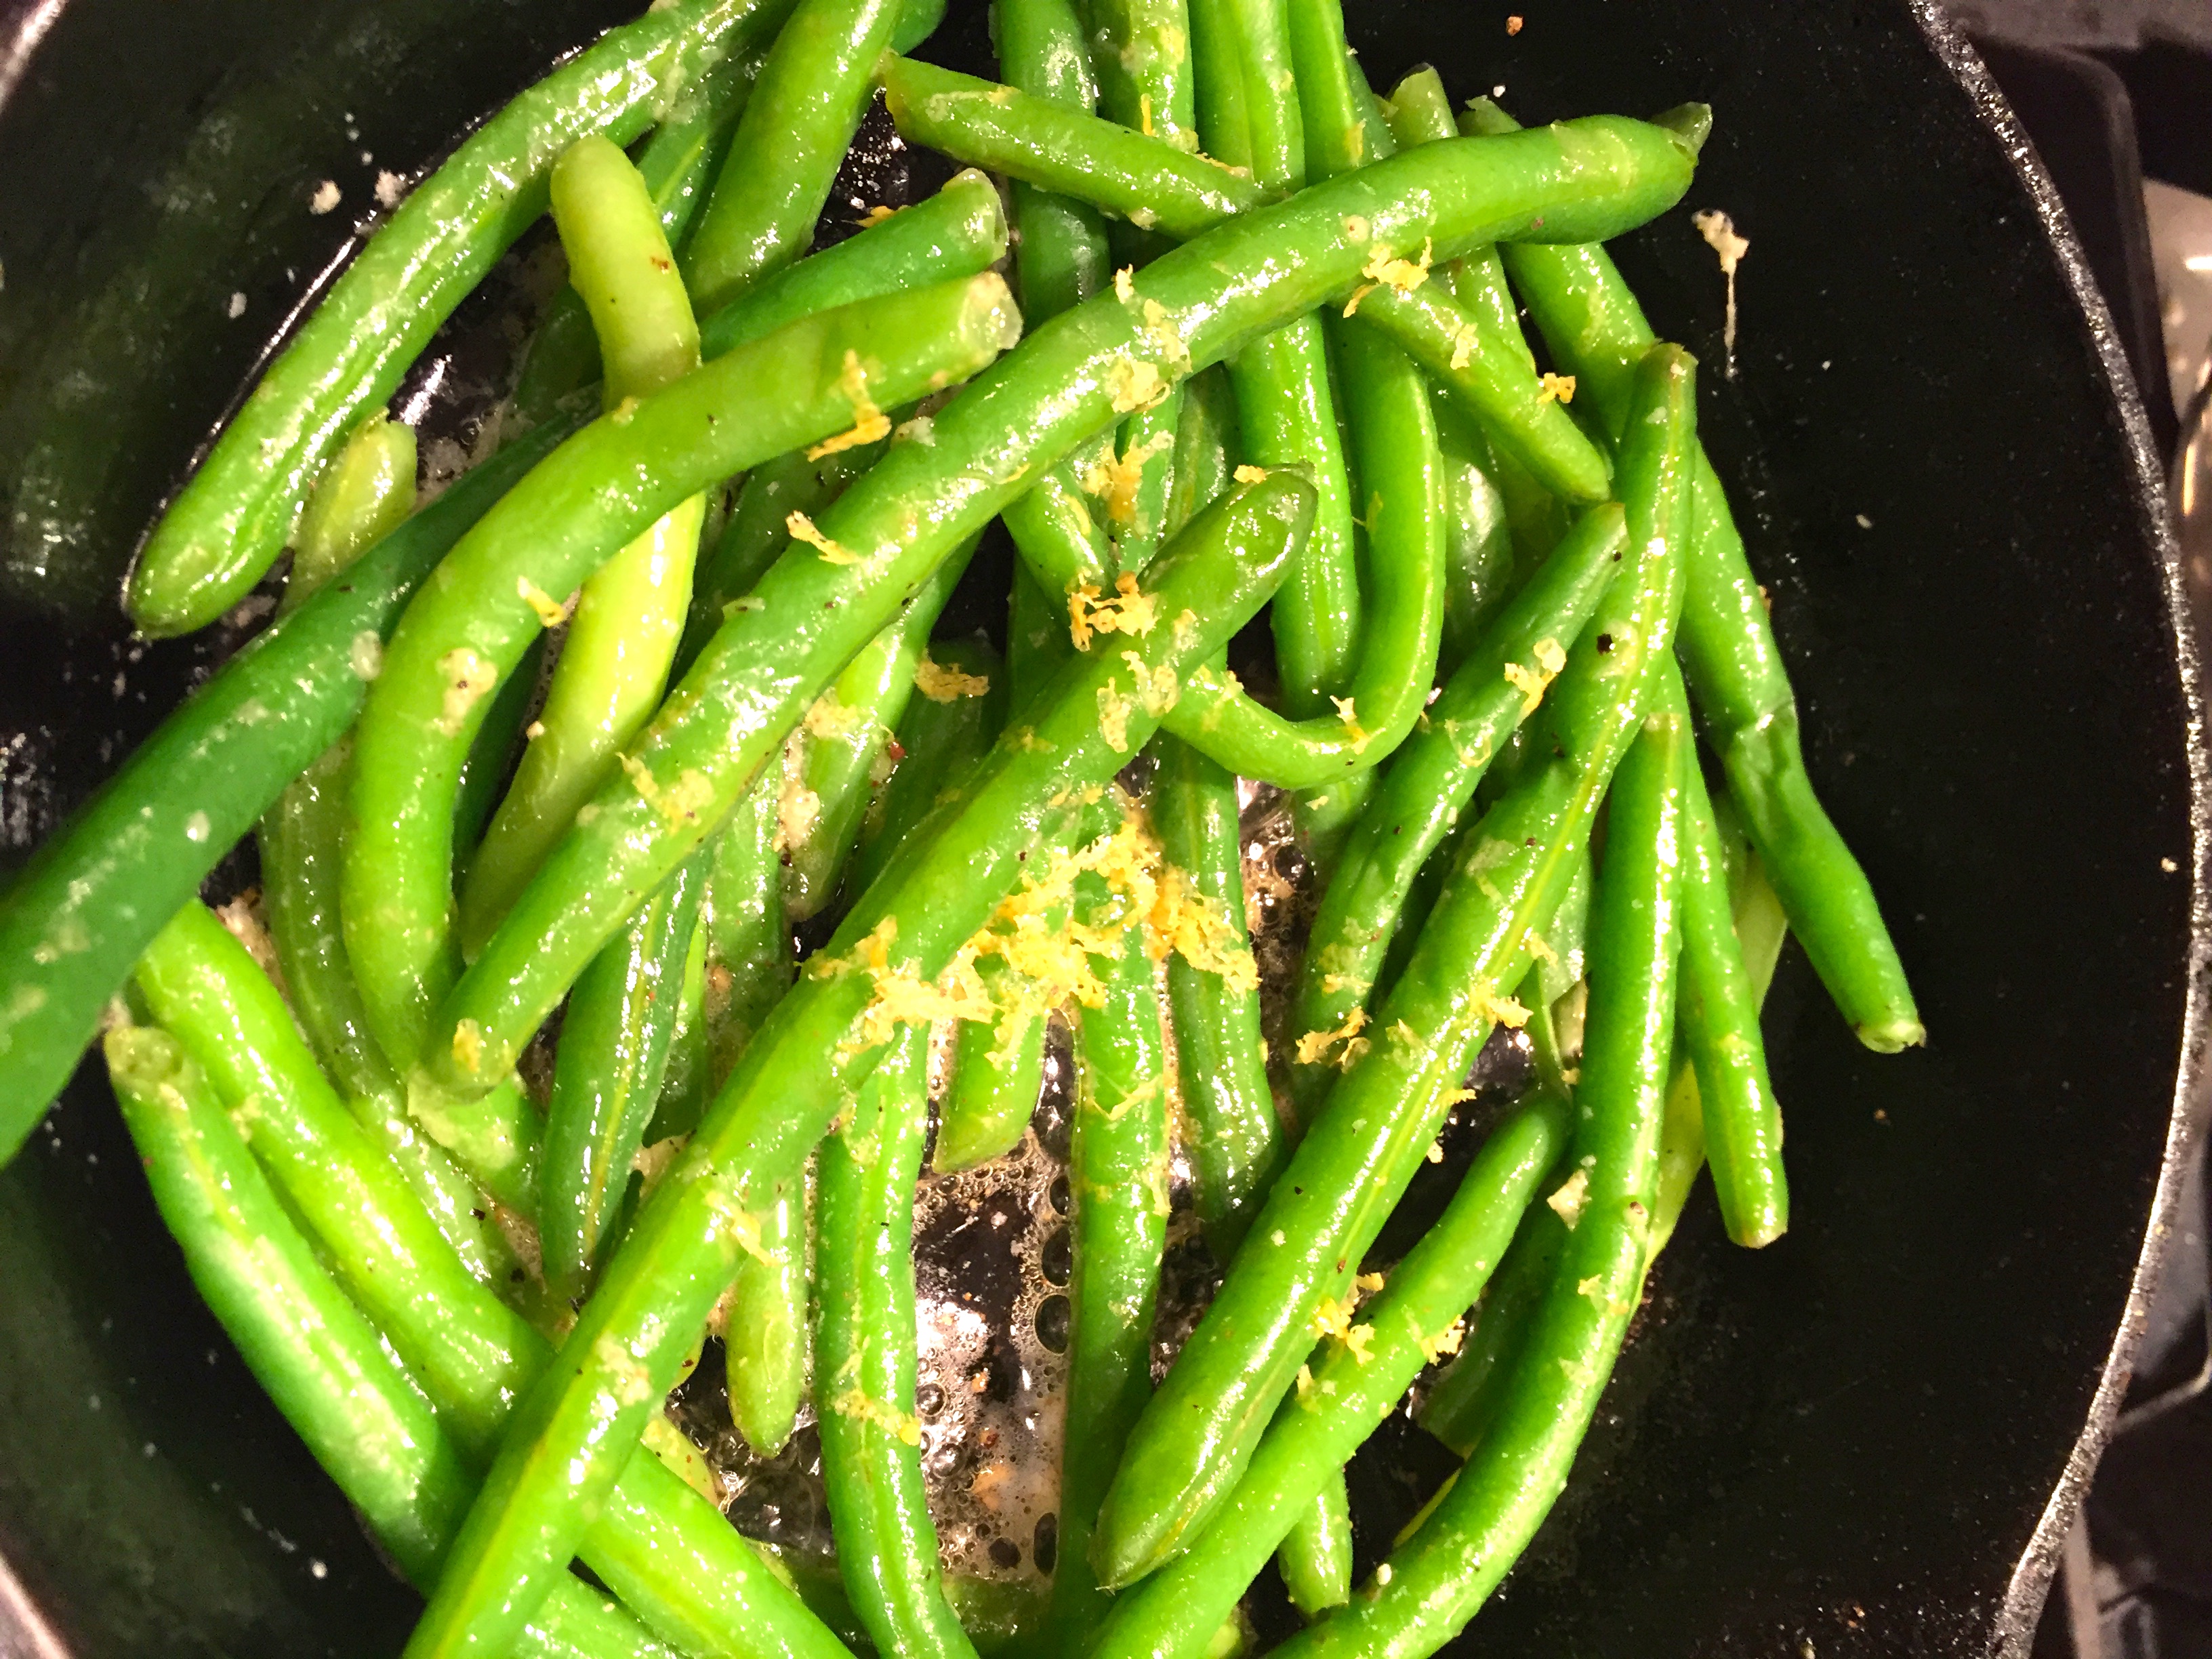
left=0, top=0, right=2192, bottom=1654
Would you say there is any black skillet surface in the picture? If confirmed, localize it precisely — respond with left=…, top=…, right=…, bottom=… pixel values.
left=0, top=0, right=2199, bottom=1652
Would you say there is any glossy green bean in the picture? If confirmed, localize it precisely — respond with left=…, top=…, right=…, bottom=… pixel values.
left=1183, top=0, right=1249, bottom=165
left=0, top=413, right=573, bottom=1164
left=653, top=919, right=713, bottom=1135
left=394, top=476, right=1309, bottom=1659
left=998, top=0, right=1113, bottom=327
left=1089, top=344, right=1697, bottom=1590
left=1431, top=407, right=1518, bottom=665
left=100, top=1027, right=670, bottom=1659
left=342, top=274, right=1018, bottom=1076
left=772, top=1550, right=1048, bottom=1659
left=725, top=1166, right=811, bottom=1455
left=1462, top=98, right=1919, bottom=1053
left=283, top=417, right=417, bottom=612
left=126, top=0, right=785, bottom=636
left=1288, top=504, right=1624, bottom=1112
left=815, top=1022, right=974, bottom=1658
left=705, top=774, right=796, bottom=1083
left=453, top=633, right=548, bottom=869
left=852, top=638, right=1007, bottom=897
left=882, top=58, right=1267, bottom=240
left=541, top=856, right=710, bottom=1302
left=1081, top=0, right=1197, bottom=150
left=129, top=906, right=853, bottom=1659
left=1265, top=698, right=1687, bottom=1659
left=1277, top=1479, right=1353, bottom=1619
left=683, top=0, right=908, bottom=315
left=1045, top=831, right=1172, bottom=1650
left=1088, top=1090, right=1569, bottom=1659
left=428, top=114, right=1700, bottom=1102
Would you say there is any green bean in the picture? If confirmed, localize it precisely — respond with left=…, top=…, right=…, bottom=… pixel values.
left=884, top=60, right=1268, bottom=240
left=394, top=475, right=1310, bottom=1659
left=705, top=775, right=796, bottom=1082
left=1089, top=343, right=1696, bottom=1590
left=342, top=275, right=1018, bottom=1077
left=1379, top=64, right=1455, bottom=149
left=283, top=417, right=417, bottom=612
left=1277, top=1479, right=1353, bottom=1618
left=541, top=855, right=710, bottom=1302
left=771, top=1549, right=1049, bottom=1659
left=726, top=1164, right=812, bottom=1455
left=814, top=1021, right=974, bottom=1658
left=683, top=0, right=909, bottom=316
left=429, top=113, right=1700, bottom=1103
left=784, top=541, right=973, bottom=920
left=696, top=169, right=1012, bottom=363
left=0, top=413, right=575, bottom=1164
left=1044, top=822, right=1172, bottom=1650
left=100, top=1027, right=671, bottom=1659
left=1462, top=98, right=1920, bottom=1054
left=1288, top=504, right=1624, bottom=1113
left=129, top=905, right=854, bottom=1659
left=1431, top=409, right=1517, bottom=665
left=1265, top=696, right=1687, bottom=1659
left=1184, top=0, right=1249, bottom=164
left=997, top=0, right=1113, bottom=325
left=462, top=135, right=710, bottom=954
left=1088, top=1090, right=1569, bottom=1659
left=654, top=920, right=714, bottom=1134
left=453, top=632, right=549, bottom=869
left=1081, top=0, right=1198, bottom=151
left=125, top=0, right=786, bottom=636
left=852, top=638, right=1007, bottom=897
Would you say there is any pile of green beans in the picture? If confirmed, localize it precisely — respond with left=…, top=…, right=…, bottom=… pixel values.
left=0, top=0, right=1936, bottom=1653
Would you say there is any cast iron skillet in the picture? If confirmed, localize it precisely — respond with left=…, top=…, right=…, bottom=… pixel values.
left=0, top=0, right=2200, bottom=1652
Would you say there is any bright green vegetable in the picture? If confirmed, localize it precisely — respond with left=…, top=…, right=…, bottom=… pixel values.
left=283, top=417, right=417, bottom=611
left=1264, top=689, right=1688, bottom=1659
left=705, top=774, right=795, bottom=1084
left=1462, top=97, right=1920, bottom=1054
left=1081, top=0, right=1198, bottom=152
left=1089, top=343, right=1698, bottom=1591
left=1277, top=1480, right=1353, bottom=1619
left=125, top=0, right=787, bottom=636
left=725, top=1166, right=811, bottom=1456
left=851, top=638, right=1007, bottom=898
left=393, top=474, right=1311, bottom=1659
left=341, top=274, right=1019, bottom=1076
left=996, top=0, right=1113, bottom=328
left=428, top=112, right=1701, bottom=1101
left=0, top=413, right=573, bottom=1165
left=100, top=1026, right=672, bottom=1659
left=815, top=1022, right=975, bottom=1659
left=1086, top=1090, right=1570, bottom=1659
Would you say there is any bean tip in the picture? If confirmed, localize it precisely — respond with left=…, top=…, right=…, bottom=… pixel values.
left=1651, top=102, right=1714, bottom=160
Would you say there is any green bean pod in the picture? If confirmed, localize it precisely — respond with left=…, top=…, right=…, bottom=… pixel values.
left=1462, top=98, right=1919, bottom=1053
left=998, top=0, right=1114, bottom=327
left=726, top=1166, right=812, bottom=1456
left=1288, top=504, right=1624, bottom=1112
left=1265, top=692, right=1687, bottom=1659
left=1080, top=0, right=1198, bottom=151
left=1044, top=844, right=1172, bottom=1650
left=705, top=774, right=796, bottom=1084
left=1088, top=1090, right=1569, bottom=1659
left=815, top=1021, right=975, bottom=1658
left=541, top=857, right=710, bottom=1303
left=852, top=638, right=1008, bottom=897
left=428, top=112, right=1702, bottom=1102
left=342, top=274, right=1019, bottom=1076
left=100, top=1027, right=672, bottom=1659
left=771, top=1550, right=1049, bottom=1659
left=453, top=634, right=548, bottom=868
left=1431, top=409, right=1518, bottom=666
left=683, top=0, right=909, bottom=315
left=1277, top=1479, right=1353, bottom=1618
left=393, top=476, right=1309, bottom=1659
left=1089, top=344, right=1696, bottom=1590
left=126, top=0, right=787, bottom=636
left=129, top=906, right=854, bottom=1659
left=283, top=418, right=418, bottom=612
left=653, top=920, right=713, bottom=1136
left=0, top=411, right=573, bottom=1164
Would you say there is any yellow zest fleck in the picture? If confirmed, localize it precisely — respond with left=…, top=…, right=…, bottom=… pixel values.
left=1233, top=464, right=1269, bottom=485
left=827, top=1381, right=924, bottom=1446
left=1361, top=237, right=1433, bottom=296
left=1548, top=1167, right=1590, bottom=1229
left=1080, top=430, right=1176, bottom=526
left=1579, top=1274, right=1605, bottom=1299
left=1340, top=283, right=1377, bottom=319
left=1121, top=651, right=1180, bottom=719
left=1295, top=1005, right=1370, bottom=1069
left=1345, top=1324, right=1376, bottom=1365
left=1450, top=322, right=1479, bottom=371
left=1097, top=682, right=1134, bottom=754
left=1391, top=1018, right=1420, bottom=1047
left=621, top=754, right=716, bottom=830
left=1355, top=1271, right=1387, bottom=1296
left=787, top=510, right=859, bottom=565
left=1067, top=571, right=1159, bottom=650
left=1523, top=928, right=1559, bottom=968
left=593, top=1332, right=658, bottom=1408
left=1345, top=120, right=1365, bottom=164
left=1114, top=266, right=1136, bottom=304
left=1419, top=1319, right=1467, bottom=1365
left=1172, top=608, right=1200, bottom=649
left=1330, top=694, right=1372, bottom=754
left=1311, top=1293, right=1358, bottom=1343
left=1296, top=1363, right=1315, bottom=1399
left=1536, top=372, right=1577, bottom=405
left=854, top=203, right=897, bottom=228
left=450, top=1019, right=484, bottom=1073
left=1105, top=353, right=1170, bottom=414
left=1139, top=92, right=1154, bottom=136
left=807, top=350, right=892, bottom=458
left=1425, top=1140, right=1446, bottom=1164
left=1502, top=637, right=1568, bottom=713
left=914, top=655, right=991, bottom=701
left=1140, top=299, right=1192, bottom=374
left=1471, top=978, right=1530, bottom=1030
left=516, top=577, right=573, bottom=628
left=1149, top=865, right=1258, bottom=992
left=804, top=692, right=869, bottom=740
left=435, top=648, right=497, bottom=735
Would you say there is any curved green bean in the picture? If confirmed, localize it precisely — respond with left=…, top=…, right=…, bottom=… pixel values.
left=882, top=58, right=1268, bottom=239
left=815, top=1022, right=975, bottom=1658
left=1089, top=344, right=1696, bottom=1590
left=342, top=274, right=1018, bottom=1075
left=100, top=1027, right=670, bottom=1659
left=393, top=475, right=1309, bottom=1659
left=683, top=0, right=909, bottom=316
left=427, top=114, right=1700, bottom=1101
left=0, top=411, right=573, bottom=1164
left=1044, top=829, right=1172, bottom=1649
left=1277, top=1479, right=1353, bottom=1618
left=283, top=417, right=417, bottom=612
left=997, top=0, right=1113, bottom=327
left=126, top=0, right=785, bottom=636
left=1264, top=692, right=1687, bottom=1659
left=129, top=905, right=854, bottom=1659
left=1087, top=1090, right=1570, bottom=1659
left=1288, top=504, right=1624, bottom=1112
left=541, top=855, right=710, bottom=1303
left=1462, top=98, right=1920, bottom=1053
